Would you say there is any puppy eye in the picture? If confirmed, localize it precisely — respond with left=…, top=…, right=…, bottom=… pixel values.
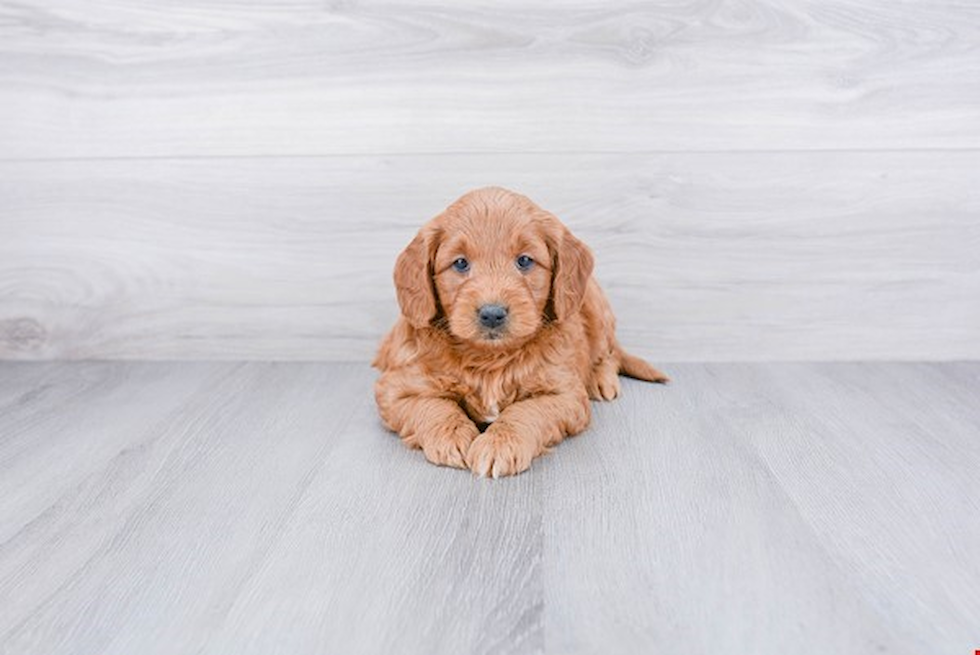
left=452, top=257, right=470, bottom=273
left=515, top=255, right=534, bottom=272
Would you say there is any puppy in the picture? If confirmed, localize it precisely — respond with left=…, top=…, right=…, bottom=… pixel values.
left=373, top=187, right=668, bottom=477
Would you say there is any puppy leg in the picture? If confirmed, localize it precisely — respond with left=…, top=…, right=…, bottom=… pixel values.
left=587, top=355, right=621, bottom=401
left=466, top=391, right=591, bottom=478
left=376, top=373, right=478, bottom=469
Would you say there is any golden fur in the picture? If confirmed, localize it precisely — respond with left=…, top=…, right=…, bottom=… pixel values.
left=373, top=187, right=668, bottom=477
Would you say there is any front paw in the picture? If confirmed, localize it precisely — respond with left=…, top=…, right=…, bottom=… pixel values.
left=466, top=424, right=537, bottom=478
left=418, top=419, right=479, bottom=469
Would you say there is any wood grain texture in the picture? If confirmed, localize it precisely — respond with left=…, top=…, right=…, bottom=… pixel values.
left=542, top=363, right=980, bottom=654
left=1, top=152, right=978, bottom=361
left=2, top=0, right=978, bottom=360
left=0, top=362, right=978, bottom=654
left=0, top=362, right=542, bottom=655
left=1, top=0, right=979, bottom=157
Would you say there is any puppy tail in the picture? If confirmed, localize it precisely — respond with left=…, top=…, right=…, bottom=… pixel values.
left=617, top=347, right=670, bottom=384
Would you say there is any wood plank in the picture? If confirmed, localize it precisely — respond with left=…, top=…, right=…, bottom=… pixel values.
left=0, top=363, right=366, bottom=653
left=2, top=0, right=979, bottom=158
left=0, top=362, right=542, bottom=655
left=2, top=152, right=978, bottom=361
left=0, top=362, right=225, bottom=544
left=196, top=370, right=543, bottom=655
left=1, top=362, right=979, bottom=653
left=747, top=362, right=980, bottom=652
left=540, top=363, right=980, bottom=654
left=0, top=362, right=980, bottom=655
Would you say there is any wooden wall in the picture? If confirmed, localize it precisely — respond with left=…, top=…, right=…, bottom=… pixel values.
left=2, top=0, right=978, bottom=361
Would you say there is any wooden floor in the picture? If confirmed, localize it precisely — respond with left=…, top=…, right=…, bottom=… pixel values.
left=0, top=361, right=978, bottom=654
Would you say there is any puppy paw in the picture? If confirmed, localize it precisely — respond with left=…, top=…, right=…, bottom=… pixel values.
left=597, top=374, right=620, bottom=400
left=466, top=424, right=537, bottom=478
left=589, top=364, right=621, bottom=401
left=418, top=419, right=479, bottom=469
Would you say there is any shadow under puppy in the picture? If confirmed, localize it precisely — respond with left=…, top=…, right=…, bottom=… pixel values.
left=374, top=187, right=668, bottom=478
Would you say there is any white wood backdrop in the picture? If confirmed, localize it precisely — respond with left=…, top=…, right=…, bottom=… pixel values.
left=1, top=0, right=978, bottom=361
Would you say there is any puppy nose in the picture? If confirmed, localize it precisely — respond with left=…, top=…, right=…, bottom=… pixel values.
left=478, top=303, right=508, bottom=329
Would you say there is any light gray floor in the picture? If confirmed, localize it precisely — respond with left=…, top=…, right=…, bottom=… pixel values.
left=0, top=362, right=978, bottom=654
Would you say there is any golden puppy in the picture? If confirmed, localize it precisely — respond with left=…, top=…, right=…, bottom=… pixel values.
left=373, top=187, right=668, bottom=477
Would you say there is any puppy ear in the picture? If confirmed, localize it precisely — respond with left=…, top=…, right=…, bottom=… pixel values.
left=551, top=226, right=594, bottom=321
left=394, top=227, right=440, bottom=328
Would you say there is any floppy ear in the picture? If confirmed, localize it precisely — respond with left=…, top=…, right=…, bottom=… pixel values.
left=550, top=226, right=594, bottom=321
left=394, top=227, right=440, bottom=328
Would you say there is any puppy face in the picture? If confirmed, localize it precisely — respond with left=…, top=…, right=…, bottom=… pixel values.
left=394, top=187, right=594, bottom=349
left=434, top=208, right=552, bottom=346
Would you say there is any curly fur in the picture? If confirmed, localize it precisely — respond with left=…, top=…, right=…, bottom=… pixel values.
left=373, top=187, right=668, bottom=477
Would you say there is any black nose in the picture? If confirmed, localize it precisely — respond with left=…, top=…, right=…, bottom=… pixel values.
left=478, top=304, right=508, bottom=329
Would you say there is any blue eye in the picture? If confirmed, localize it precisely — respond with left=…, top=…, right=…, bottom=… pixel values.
left=515, top=255, right=534, bottom=271
left=452, top=257, right=470, bottom=273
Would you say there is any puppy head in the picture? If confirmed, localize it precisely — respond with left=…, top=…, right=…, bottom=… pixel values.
left=393, top=187, right=593, bottom=348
